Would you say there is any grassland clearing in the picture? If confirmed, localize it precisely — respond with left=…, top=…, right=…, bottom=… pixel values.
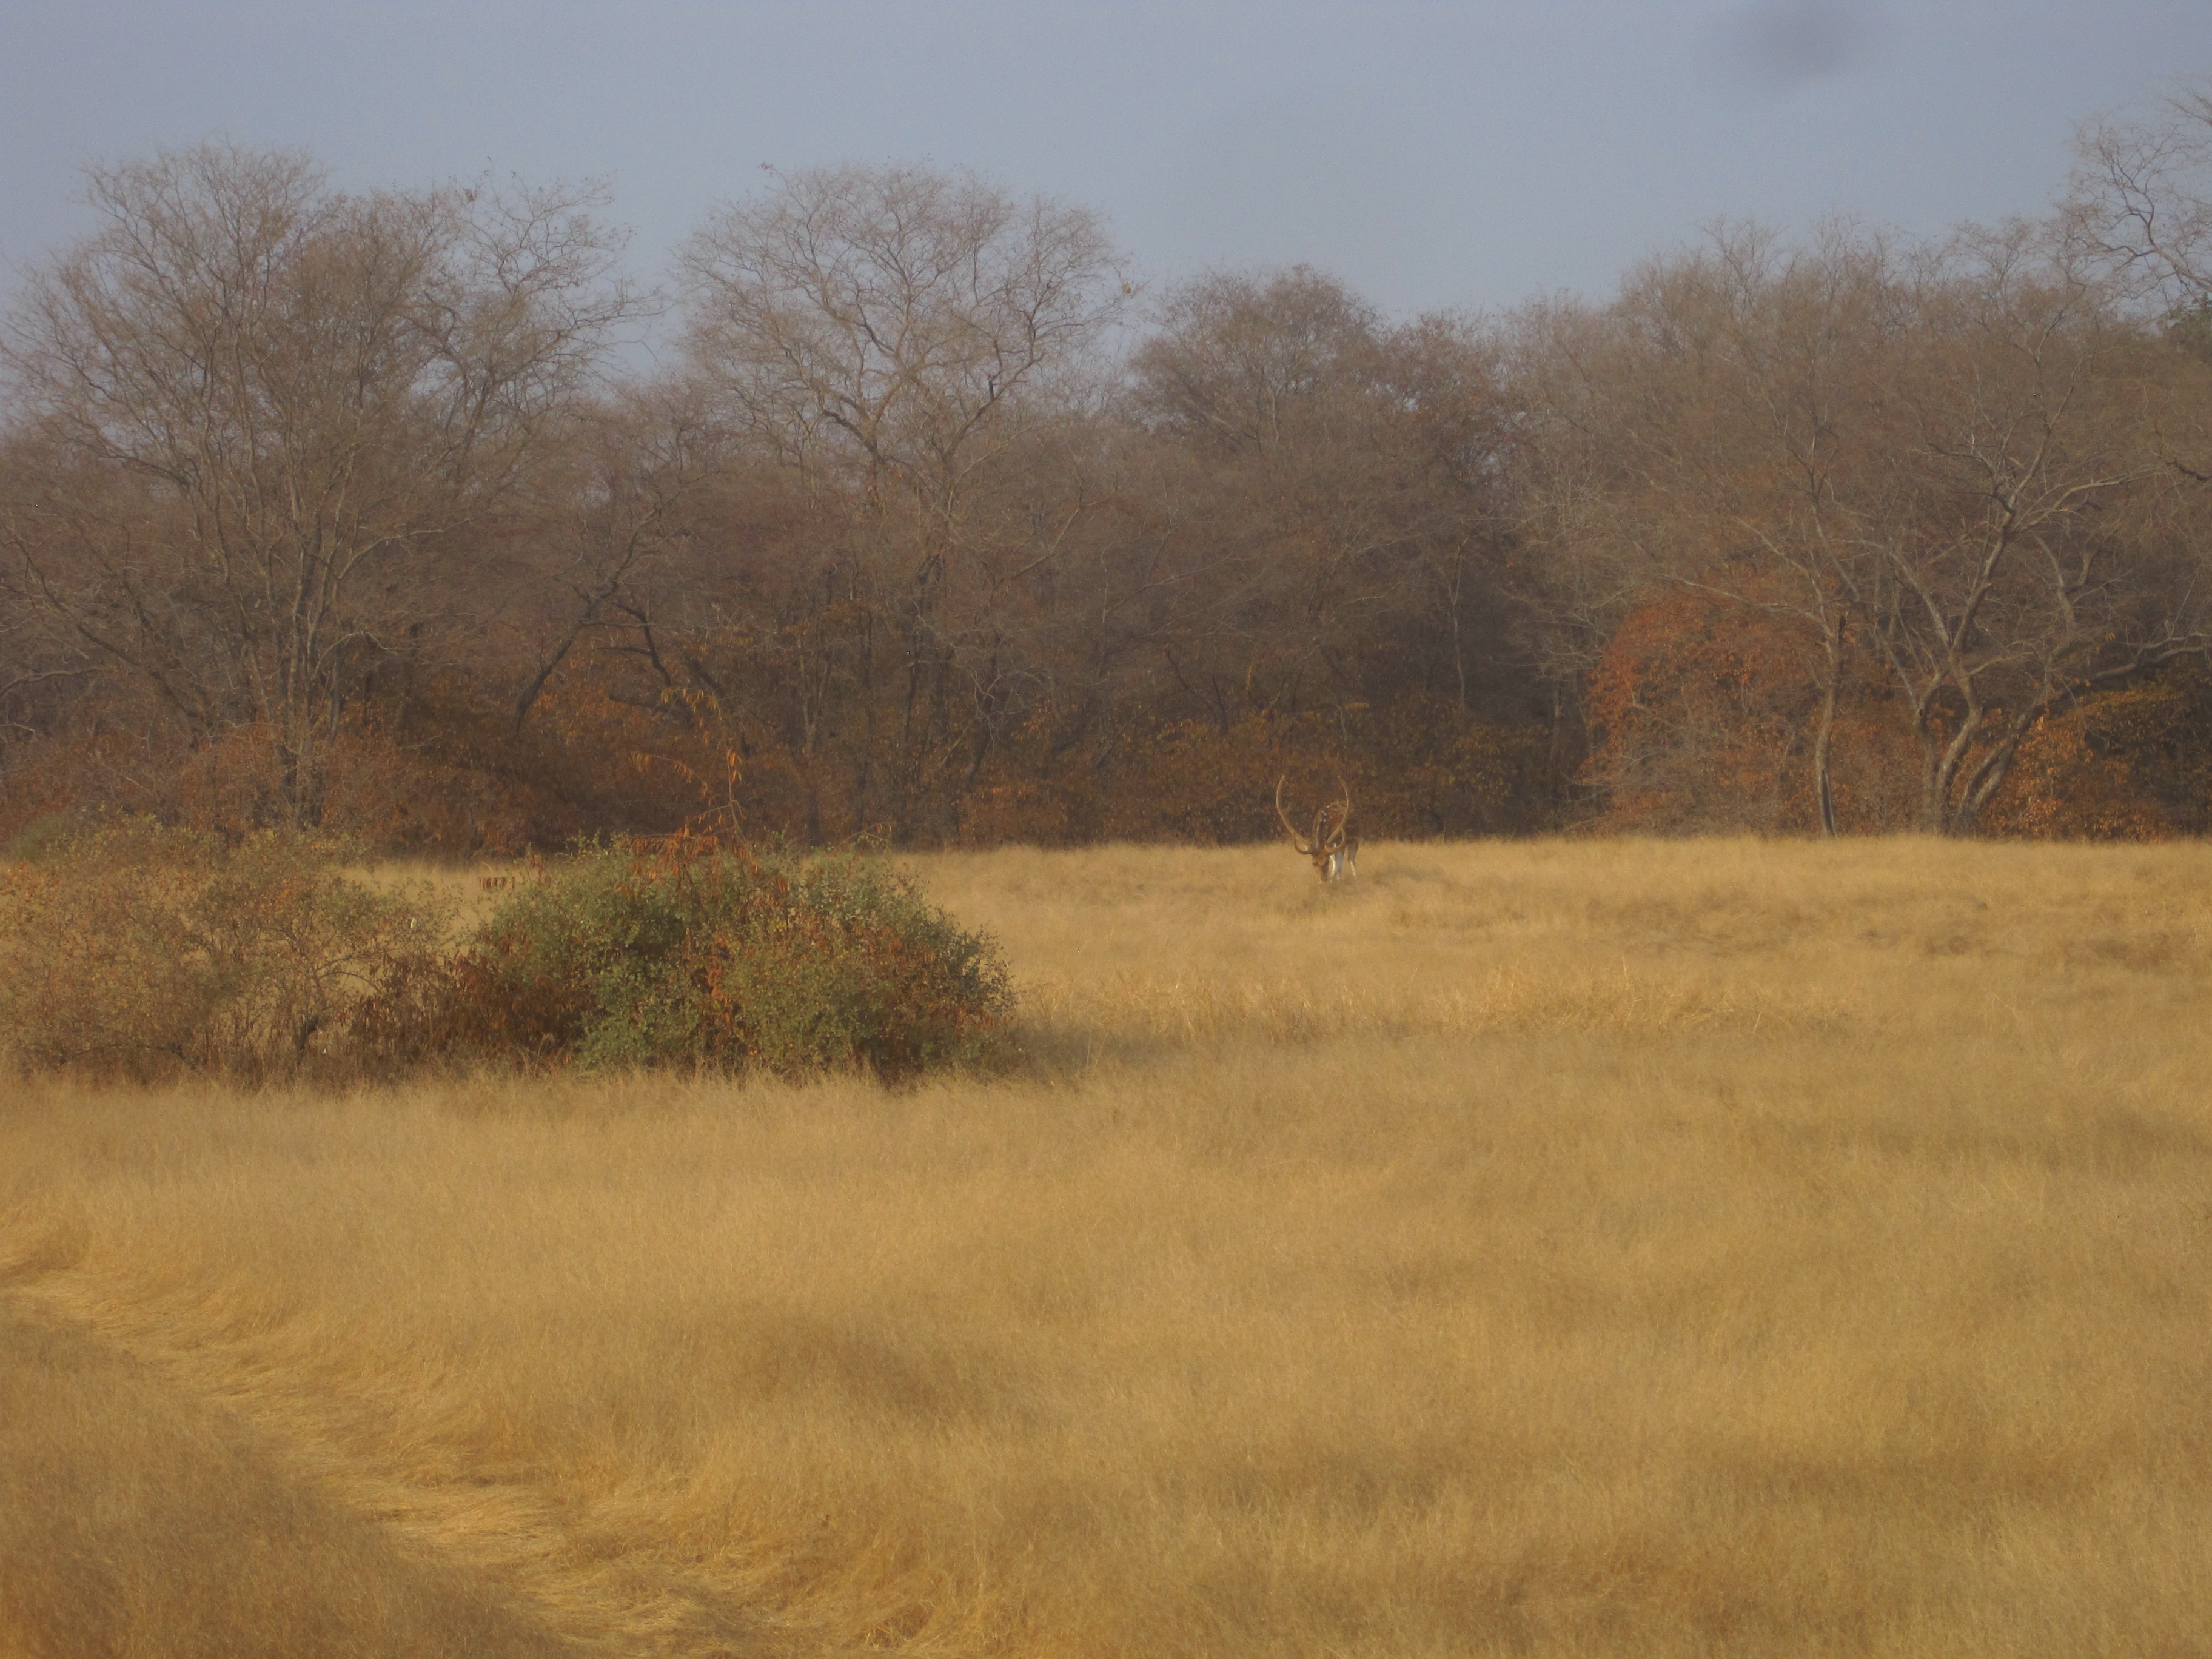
left=4, top=837, right=2210, bottom=1655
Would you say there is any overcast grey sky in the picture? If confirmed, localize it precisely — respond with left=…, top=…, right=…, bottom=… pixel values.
left=6, top=1, right=2211, bottom=331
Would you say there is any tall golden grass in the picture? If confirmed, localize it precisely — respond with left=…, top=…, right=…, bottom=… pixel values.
left=4, top=837, right=2210, bottom=1656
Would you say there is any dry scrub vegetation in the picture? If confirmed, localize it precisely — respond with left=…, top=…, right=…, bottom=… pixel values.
left=4, top=837, right=2211, bottom=1657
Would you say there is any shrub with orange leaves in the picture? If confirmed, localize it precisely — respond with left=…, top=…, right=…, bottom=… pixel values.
left=1583, top=584, right=1925, bottom=834
left=1584, top=586, right=1827, bottom=833
left=1982, top=669, right=2212, bottom=840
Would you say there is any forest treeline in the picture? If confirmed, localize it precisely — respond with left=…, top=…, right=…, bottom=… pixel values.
left=7, top=89, right=2212, bottom=853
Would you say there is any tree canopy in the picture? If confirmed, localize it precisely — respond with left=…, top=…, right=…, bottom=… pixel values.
left=8, top=100, right=2212, bottom=851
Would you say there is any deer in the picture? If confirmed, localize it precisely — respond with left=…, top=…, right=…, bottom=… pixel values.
left=1275, top=774, right=1359, bottom=882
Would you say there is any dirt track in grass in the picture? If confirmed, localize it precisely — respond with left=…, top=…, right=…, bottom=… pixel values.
left=0, top=1290, right=600, bottom=1658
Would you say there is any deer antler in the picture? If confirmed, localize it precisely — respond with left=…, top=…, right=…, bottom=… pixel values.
left=1315, top=774, right=1352, bottom=851
left=1274, top=774, right=1314, bottom=853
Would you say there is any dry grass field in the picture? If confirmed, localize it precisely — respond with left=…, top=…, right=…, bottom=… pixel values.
left=3, top=836, right=2210, bottom=1657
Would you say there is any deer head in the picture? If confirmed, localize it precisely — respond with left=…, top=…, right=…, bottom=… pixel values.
left=1275, top=774, right=1358, bottom=882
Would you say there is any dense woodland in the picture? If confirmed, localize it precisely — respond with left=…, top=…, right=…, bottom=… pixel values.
left=7, top=89, right=2212, bottom=853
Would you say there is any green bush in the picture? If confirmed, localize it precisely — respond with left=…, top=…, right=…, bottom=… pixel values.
left=2, top=826, right=1013, bottom=1085
left=0, top=821, right=444, bottom=1082
left=394, top=840, right=1014, bottom=1081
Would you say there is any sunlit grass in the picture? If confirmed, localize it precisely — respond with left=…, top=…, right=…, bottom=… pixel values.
left=4, top=836, right=2210, bottom=1655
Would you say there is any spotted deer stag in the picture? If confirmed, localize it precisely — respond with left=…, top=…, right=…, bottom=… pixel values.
left=1275, top=774, right=1359, bottom=882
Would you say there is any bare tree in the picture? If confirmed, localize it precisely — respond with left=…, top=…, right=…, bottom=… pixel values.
left=2068, top=82, right=2212, bottom=497
left=2069, top=83, right=2212, bottom=310
left=504, top=387, right=720, bottom=739
left=1521, top=218, right=2212, bottom=835
left=1857, top=226, right=2207, bottom=832
left=677, top=163, right=1126, bottom=836
left=1132, top=266, right=1384, bottom=455
left=1520, top=225, right=1902, bottom=832
left=680, top=164, right=1123, bottom=497
left=0, top=142, right=639, bottom=823
left=1128, top=270, right=1526, bottom=722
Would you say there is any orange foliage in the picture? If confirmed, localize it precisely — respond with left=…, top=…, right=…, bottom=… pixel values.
left=1982, top=671, right=2212, bottom=840
left=1584, top=585, right=1926, bottom=834
left=1584, top=586, right=1826, bottom=833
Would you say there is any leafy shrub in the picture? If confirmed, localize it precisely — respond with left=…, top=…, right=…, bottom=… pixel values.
left=378, top=839, right=1014, bottom=1081
left=2, top=826, right=1013, bottom=1085
left=0, top=821, right=444, bottom=1082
